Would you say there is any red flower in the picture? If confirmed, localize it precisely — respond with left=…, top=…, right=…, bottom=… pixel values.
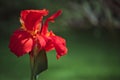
left=9, top=9, right=67, bottom=59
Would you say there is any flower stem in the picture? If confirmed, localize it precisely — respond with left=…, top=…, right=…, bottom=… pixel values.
left=30, top=54, right=37, bottom=80
left=30, top=73, right=37, bottom=80
left=30, top=45, right=38, bottom=80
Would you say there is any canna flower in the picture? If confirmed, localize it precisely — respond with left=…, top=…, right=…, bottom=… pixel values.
left=9, top=9, right=67, bottom=59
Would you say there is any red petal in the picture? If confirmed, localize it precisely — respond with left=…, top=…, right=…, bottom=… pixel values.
left=36, top=34, right=46, bottom=50
left=46, top=10, right=62, bottom=22
left=44, top=36, right=54, bottom=51
left=9, top=30, right=34, bottom=57
left=41, top=10, right=62, bottom=35
left=51, top=35, right=67, bottom=59
left=45, top=42, right=54, bottom=51
left=20, top=9, right=49, bottom=31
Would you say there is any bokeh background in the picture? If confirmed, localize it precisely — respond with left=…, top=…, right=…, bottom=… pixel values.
left=0, top=0, right=120, bottom=80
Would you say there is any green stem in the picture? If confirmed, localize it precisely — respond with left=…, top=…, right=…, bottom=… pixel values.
left=30, top=73, right=37, bottom=80
left=30, top=45, right=38, bottom=80
left=30, top=53, right=37, bottom=80
left=30, top=74, right=35, bottom=80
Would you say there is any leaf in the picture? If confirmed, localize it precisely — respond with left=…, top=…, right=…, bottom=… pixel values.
left=34, top=50, right=48, bottom=75
left=30, top=50, right=48, bottom=80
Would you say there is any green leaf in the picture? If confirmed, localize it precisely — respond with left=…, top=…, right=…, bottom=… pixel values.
left=34, top=50, right=48, bottom=75
left=30, top=50, right=48, bottom=80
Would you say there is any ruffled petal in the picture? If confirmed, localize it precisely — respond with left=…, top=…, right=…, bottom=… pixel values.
left=9, top=30, right=34, bottom=57
left=45, top=39, right=54, bottom=51
left=50, top=34, right=67, bottom=59
left=41, top=10, right=62, bottom=35
left=36, top=34, right=46, bottom=50
left=44, top=37, right=54, bottom=51
left=20, top=9, right=49, bottom=31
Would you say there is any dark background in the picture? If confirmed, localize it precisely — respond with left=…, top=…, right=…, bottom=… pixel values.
left=0, top=0, right=120, bottom=80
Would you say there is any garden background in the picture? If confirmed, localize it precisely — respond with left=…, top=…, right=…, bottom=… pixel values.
left=0, top=0, right=120, bottom=80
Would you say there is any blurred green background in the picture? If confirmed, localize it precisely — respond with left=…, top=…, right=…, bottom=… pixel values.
left=0, top=0, right=120, bottom=80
